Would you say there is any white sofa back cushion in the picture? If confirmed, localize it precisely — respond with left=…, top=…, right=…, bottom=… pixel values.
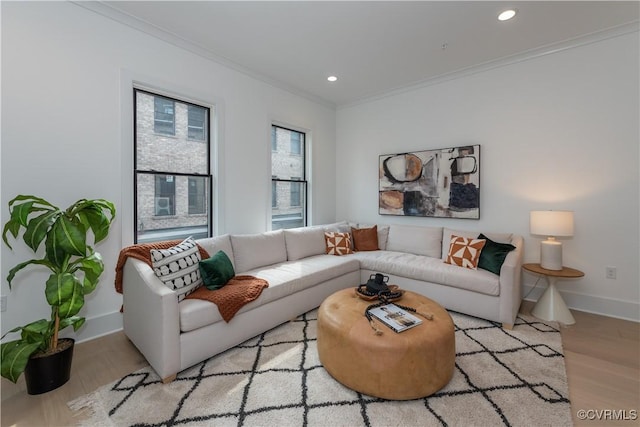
left=231, top=230, right=287, bottom=273
left=196, top=234, right=235, bottom=269
left=319, top=220, right=351, bottom=233
left=441, top=228, right=514, bottom=260
left=386, top=225, right=442, bottom=258
left=284, top=227, right=326, bottom=261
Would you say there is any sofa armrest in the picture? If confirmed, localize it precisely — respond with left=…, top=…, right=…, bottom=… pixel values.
left=498, top=235, right=524, bottom=327
left=122, top=258, right=180, bottom=381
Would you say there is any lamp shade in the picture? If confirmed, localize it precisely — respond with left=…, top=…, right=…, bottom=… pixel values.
left=530, top=211, right=574, bottom=237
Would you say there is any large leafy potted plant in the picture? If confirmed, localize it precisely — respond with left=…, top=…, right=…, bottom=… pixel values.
left=1, top=195, right=115, bottom=394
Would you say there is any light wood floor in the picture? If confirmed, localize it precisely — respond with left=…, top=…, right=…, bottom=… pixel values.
left=1, top=303, right=638, bottom=427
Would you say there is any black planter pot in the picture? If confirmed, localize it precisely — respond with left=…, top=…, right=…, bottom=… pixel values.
left=24, top=338, right=74, bottom=395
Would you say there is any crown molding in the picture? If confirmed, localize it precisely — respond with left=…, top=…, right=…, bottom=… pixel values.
left=71, top=2, right=637, bottom=111
left=71, top=1, right=337, bottom=110
left=338, top=20, right=639, bottom=110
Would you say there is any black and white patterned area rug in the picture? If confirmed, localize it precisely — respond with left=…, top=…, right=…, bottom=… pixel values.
left=69, top=310, right=572, bottom=427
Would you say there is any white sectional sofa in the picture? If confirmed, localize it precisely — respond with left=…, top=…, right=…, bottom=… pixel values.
left=121, top=222, right=523, bottom=382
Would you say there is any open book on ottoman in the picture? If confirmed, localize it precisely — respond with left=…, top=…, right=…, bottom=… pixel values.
left=368, top=303, right=423, bottom=333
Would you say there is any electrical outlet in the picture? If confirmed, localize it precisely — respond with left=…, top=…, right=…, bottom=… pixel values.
left=606, top=266, right=617, bottom=280
left=0, top=295, right=6, bottom=312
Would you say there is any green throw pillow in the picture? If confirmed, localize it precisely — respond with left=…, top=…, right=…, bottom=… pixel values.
left=199, top=250, right=235, bottom=290
left=477, top=233, right=516, bottom=275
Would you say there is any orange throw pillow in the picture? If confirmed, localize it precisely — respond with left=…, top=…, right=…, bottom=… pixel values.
left=445, top=235, right=486, bottom=269
left=324, top=232, right=354, bottom=256
left=351, top=225, right=379, bottom=251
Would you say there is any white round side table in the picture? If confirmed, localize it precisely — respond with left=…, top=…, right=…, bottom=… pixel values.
left=523, top=263, right=584, bottom=325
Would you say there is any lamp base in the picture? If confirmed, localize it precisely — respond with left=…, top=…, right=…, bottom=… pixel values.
left=540, top=240, right=563, bottom=270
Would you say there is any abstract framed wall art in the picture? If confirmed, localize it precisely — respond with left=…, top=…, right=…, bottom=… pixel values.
left=379, top=145, right=480, bottom=219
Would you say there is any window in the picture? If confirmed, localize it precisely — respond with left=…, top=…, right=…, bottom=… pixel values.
left=290, top=177, right=301, bottom=207
left=188, top=177, right=206, bottom=214
left=154, top=175, right=175, bottom=216
left=154, top=96, right=175, bottom=135
left=271, top=178, right=278, bottom=208
left=290, top=132, right=301, bottom=155
left=271, top=126, right=277, bottom=152
left=271, top=125, right=307, bottom=230
left=188, top=105, right=206, bottom=140
left=135, top=89, right=212, bottom=243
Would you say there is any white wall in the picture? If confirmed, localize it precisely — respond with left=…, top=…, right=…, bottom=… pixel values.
left=336, top=32, right=639, bottom=321
left=1, top=2, right=336, bottom=340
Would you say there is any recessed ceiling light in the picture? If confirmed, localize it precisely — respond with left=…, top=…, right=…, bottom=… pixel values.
left=327, top=76, right=338, bottom=82
left=498, top=9, right=517, bottom=21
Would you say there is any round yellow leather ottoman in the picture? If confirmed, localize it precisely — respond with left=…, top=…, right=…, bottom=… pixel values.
left=317, top=288, right=455, bottom=400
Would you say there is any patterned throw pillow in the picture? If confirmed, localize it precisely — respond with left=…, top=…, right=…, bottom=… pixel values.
left=151, top=237, right=203, bottom=301
left=324, top=232, right=354, bottom=256
left=444, top=235, right=487, bottom=270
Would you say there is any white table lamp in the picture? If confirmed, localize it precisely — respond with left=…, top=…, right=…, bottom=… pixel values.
left=530, top=210, right=574, bottom=270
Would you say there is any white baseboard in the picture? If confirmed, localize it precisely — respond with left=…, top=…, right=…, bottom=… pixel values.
left=60, top=310, right=123, bottom=344
left=523, top=284, right=639, bottom=323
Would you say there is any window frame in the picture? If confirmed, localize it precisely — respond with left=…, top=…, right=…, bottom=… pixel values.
left=270, top=124, right=308, bottom=230
left=134, top=88, right=213, bottom=243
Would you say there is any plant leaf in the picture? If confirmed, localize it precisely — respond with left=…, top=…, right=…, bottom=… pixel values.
left=74, top=200, right=116, bottom=244
left=77, top=206, right=110, bottom=243
left=19, top=319, right=52, bottom=349
left=54, top=216, right=86, bottom=257
left=45, top=273, right=84, bottom=318
left=59, top=316, right=85, bottom=332
left=0, top=340, right=42, bottom=383
left=44, top=273, right=75, bottom=307
left=72, top=250, right=104, bottom=295
left=6, top=258, right=52, bottom=288
left=11, top=201, right=34, bottom=227
left=2, top=219, right=21, bottom=249
left=23, top=211, right=60, bottom=253
left=58, top=282, right=84, bottom=319
left=44, top=224, right=67, bottom=270
left=8, top=194, right=56, bottom=210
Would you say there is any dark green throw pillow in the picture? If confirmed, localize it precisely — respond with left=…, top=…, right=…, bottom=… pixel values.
left=477, top=233, right=516, bottom=276
left=199, top=250, right=235, bottom=290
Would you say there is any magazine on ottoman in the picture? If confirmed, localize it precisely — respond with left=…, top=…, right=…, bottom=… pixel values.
left=369, top=303, right=423, bottom=333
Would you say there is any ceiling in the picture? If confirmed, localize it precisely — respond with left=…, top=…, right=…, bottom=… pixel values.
left=91, top=1, right=639, bottom=107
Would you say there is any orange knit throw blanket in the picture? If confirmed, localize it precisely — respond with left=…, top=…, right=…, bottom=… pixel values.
left=185, top=276, right=269, bottom=322
left=114, top=241, right=269, bottom=322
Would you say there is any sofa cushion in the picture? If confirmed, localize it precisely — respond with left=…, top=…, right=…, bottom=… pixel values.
left=444, top=235, right=487, bottom=270
left=199, top=250, right=235, bottom=290
left=324, top=232, right=354, bottom=255
left=179, top=254, right=360, bottom=332
left=151, top=237, right=203, bottom=301
left=284, top=227, right=326, bottom=261
left=197, top=234, right=235, bottom=269
left=230, top=230, right=287, bottom=273
left=358, top=223, right=390, bottom=250
left=321, top=221, right=352, bottom=233
left=352, top=250, right=500, bottom=296
left=387, top=225, right=442, bottom=258
left=477, top=233, right=516, bottom=275
left=441, top=228, right=513, bottom=261
left=352, top=225, right=379, bottom=251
